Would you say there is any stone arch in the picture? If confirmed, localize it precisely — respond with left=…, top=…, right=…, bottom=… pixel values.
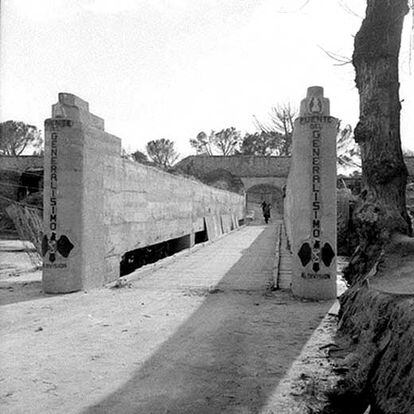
left=200, top=168, right=245, bottom=194
left=246, top=183, right=284, bottom=221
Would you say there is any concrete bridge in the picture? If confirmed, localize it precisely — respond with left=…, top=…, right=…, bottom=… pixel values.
left=0, top=87, right=355, bottom=412
left=38, top=86, right=339, bottom=302
left=2, top=88, right=414, bottom=413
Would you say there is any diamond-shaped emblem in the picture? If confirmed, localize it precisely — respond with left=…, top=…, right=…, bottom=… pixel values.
left=321, top=243, right=335, bottom=267
left=298, top=243, right=312, bottom=267
left=57, top=235, right=74, bottom=257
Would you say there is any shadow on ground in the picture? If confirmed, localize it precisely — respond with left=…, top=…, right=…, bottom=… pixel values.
left=84, top=226, right=334, bottom=414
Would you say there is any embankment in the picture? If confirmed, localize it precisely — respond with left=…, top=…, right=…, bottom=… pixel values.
left=325, top=236, right=414, bottom=414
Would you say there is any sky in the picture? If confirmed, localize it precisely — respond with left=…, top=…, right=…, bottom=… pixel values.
left=1, top=0, right=413, bottom=158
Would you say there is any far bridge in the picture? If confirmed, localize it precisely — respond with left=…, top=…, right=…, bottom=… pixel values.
left=175, top=155, right=290, bottom=220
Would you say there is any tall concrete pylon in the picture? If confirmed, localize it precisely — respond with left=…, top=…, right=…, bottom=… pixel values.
left=284, top=86, right=338, bottom=300
left=42, top=93, right=117, bottom=294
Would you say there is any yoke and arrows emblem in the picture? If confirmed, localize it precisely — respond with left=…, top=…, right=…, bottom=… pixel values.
left=42, top=233, right=74, bottom=262
left=309, top=96, right=322, bottom=114
left=297, top=241, right=335, bottom=272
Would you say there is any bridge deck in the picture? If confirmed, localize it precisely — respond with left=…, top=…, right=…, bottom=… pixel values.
left=131, top=223, right=278, bottom=293
left=1, top=223, right=337, bottom=414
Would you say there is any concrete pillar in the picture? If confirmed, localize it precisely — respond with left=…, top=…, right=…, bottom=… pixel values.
left=42, top=93, right=121, bottom=293
left=289, top=86, right=338, bottom=300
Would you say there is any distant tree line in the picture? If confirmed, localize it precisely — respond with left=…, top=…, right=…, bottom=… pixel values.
left=0, top=112, right=362, bottom=175
left=0, top=121, right=43, bottom=156
left=190, top=104, right=296, bottom=157
left=6, top=99, right=413, bottom=176
left=188, top=103, right=363, bottom=173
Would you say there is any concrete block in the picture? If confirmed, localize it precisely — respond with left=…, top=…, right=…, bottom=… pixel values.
left=205, top=216, right=219, bottom=241
left=221, top=214, right=233, bottom=233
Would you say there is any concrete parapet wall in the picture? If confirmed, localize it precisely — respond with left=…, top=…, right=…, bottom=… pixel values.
left=42, top=93, right=245, bottom=293
left=108, top=159, right=245, bottom=255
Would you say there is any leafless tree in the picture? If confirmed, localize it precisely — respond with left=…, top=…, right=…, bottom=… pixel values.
left=253, top=103, right=297, bottom=156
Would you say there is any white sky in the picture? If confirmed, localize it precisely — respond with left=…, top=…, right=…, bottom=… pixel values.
left=1, top=0, right=413, bottom=158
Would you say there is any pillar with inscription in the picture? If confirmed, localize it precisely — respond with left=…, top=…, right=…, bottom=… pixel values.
left=42, top=93, right=121, bottom=293
left=289, top=86, right=338, bottom=300
left=42, top=111, right=81, bottom=293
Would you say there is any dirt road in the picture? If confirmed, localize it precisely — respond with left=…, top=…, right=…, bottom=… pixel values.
left=1, top=224, right=340, bottom=413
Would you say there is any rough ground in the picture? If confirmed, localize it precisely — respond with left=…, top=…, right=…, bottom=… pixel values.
left=1, top=224, right=342, bottom=414
left=323, top=235, right=414, bottom=414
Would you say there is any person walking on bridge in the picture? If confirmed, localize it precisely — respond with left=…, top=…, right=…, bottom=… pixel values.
left=261, top=201, right=271, bottom=224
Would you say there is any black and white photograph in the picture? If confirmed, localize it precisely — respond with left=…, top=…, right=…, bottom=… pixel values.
left=1, top=0, right=414, bottom=412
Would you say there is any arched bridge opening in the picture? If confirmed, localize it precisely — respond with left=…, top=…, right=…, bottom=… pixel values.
left=246, top=184, right=284, bottom=222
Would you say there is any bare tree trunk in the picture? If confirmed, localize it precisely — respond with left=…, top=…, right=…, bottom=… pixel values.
left=346, top=0, right=412, bottom=282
